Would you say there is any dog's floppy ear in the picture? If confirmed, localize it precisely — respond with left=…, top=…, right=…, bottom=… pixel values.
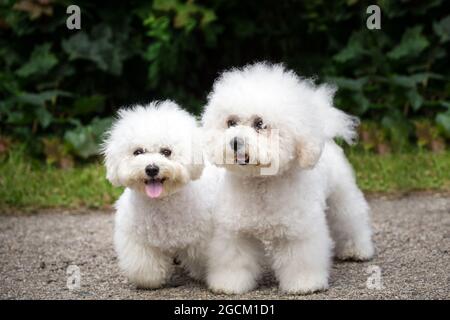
left=102, top=139, right=123, bottom=186
left=105, top=159, right=121, bottom=186
left=295, top=136, right=324, bottom=169
left=316, top=84, right=359, bottom=144
left=101, top=125, right=123, bottom=186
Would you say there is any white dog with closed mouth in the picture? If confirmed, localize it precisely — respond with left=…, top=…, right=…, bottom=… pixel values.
left=202, top=62, right=374, bottom=294
left=103, top=100, right=219, bottom=288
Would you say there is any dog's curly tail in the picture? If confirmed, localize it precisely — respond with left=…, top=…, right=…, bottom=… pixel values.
left=315, top=84, right=359, bottom=145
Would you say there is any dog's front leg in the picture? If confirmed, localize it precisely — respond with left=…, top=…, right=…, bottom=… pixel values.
left=114, top=229, right=173, bottom=289
left=206, top=230, right=263, bottom=294
left=272, top=223, right=332, bottom=294
left=178, top=244, right=207, bottom=282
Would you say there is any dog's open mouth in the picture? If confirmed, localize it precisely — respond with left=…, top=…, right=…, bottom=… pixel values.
left=144, top=178, right=166, bottom=199
left=234, top=153, right=250, bottom=165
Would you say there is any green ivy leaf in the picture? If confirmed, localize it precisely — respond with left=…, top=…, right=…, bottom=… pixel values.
left=16, top=43, right=58, bottom=77
left=390, top=73, right=437, bottom=88
left=62, top=25, right=129, bottom=75
left=174, top=6, right=197, bottom=30
left=333, top=32, right=368, bottom=63
left=325, top=77, right=367, bottom=91
left=390, top=75, right=417, bottom=88
left=144, top=15, right=171, bottom=42
left=352, top=92, right=371, bottom=115
left=64, top=117, right=113, bottom=159
left=406, top=89, right=424, bottom=111
left=16, top=90, right=71, bottom=106
left=201, top=9, right=217, bottom=27
left=433, top=15, right=450, bottom=43
left=144, top=42, right=163, bottom=61
left=0, top=71, right=20, bottom=94
left=35, top=106, right=53, bottom=128
left=387, top=26, right=429, bottom=60
left=436, top=109, right=450, bottom=137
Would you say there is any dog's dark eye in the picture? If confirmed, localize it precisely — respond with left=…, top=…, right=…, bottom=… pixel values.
left=253, top=117, right=265, bottom=131
left=133, top=148, right=144, bottom=156
left=160, top=148, right=172, bottom=157
left=227, top=119, right=237, bottom=128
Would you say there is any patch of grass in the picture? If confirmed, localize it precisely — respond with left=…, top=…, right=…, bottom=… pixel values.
left=0, top=146, right=449, bottom=210
left=0, top=147, right=122, bottom=211
left=347, top=150, right=450, bottom=193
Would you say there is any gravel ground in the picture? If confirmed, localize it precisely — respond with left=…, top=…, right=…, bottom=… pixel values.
left=0, top=194, right=449, bottom=300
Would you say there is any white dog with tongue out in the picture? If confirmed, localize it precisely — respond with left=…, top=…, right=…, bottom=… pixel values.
left=102, top=100, right=220, bottom=288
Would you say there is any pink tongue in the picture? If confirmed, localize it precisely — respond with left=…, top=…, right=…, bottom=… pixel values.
left=145, top=181, right=163, bottom=199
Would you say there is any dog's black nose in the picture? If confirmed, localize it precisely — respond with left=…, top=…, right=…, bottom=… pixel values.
left=230, top=137, right=244, bottom=151
left=145, top=164, right=159, bottom=177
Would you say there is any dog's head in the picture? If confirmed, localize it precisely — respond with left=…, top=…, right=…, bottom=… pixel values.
left=102, top=101, right=203, bottom=199
left=202, top=62, right=358, bottom=177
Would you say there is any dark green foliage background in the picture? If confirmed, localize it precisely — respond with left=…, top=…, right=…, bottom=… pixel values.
left=1, top=0, right=449, bottom=159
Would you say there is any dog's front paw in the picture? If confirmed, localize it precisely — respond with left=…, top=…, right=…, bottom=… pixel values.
left=126, top=270, right=168, bottom=290
left=207, top=269, right=257, bottom=294
left=279, top=274, right=328, bottom=295
left=335, top=238, right=375, bottom=261
left=131, top=276, right=166, bottom=290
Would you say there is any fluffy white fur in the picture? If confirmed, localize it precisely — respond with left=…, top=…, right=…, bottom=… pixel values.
left=202, top=62, right=374, bottom=294
left=103, top=101, right=220, bottom=288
